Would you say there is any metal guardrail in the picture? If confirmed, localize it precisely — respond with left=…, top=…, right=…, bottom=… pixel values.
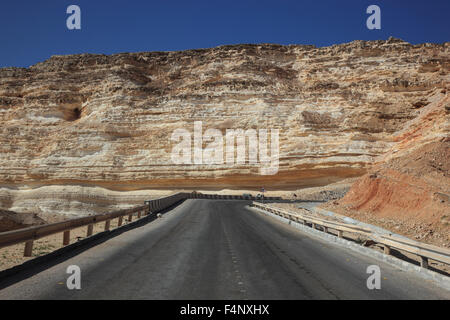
left=0, top=192, right=188, bottom=257
left=251, top=202, right=450, bottom=269
left=190, top=193, right=281, bottom=201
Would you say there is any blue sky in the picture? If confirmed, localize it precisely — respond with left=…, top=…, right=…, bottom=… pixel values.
left=1, top=0, right=449, bottom=68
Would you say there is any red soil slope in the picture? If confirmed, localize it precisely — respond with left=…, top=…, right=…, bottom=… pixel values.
left=323, top=91, right=450, bottom=247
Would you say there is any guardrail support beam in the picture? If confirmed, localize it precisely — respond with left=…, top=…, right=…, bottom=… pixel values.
left=384, top=245, right=391, bottom=255
left=63, top=230, right=70, bottom=246
left=128, top=214, right=133, bottom=222
left=420, top=256, right=429, bottom=269
left=87, top=224, right=94, bottom=237
left=105, top=220, right=111, bottom=231
left=118, top=216, right=123, bottom=227
left=24, top=240, right=33, bottom=257
left=338, top=230, right=343, bottom=238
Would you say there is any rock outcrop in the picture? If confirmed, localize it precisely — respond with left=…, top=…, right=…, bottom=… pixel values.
left=0, top=38, right=448, bottom=217
left=324, top=91, right=449, bottom=247
left=0, top=209, right=46, bottom=232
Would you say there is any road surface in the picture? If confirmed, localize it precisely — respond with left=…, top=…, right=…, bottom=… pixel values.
left=0, top=200, right=448, bottom=299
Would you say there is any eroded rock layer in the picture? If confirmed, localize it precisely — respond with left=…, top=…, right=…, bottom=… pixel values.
left=0, top=38, right=448, bottom=216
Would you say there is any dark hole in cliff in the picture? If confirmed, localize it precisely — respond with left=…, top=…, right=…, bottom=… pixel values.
left=62, top=106, right=82, bottom=121
left=73, top=107, right=81, bottom=120
left=412, top=100, right=429, bottom=109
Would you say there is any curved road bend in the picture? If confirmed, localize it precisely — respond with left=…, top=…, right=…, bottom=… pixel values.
left=0, top=200, right=448, bottom=299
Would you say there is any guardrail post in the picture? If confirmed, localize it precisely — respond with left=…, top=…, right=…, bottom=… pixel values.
left=63, top=230, right=70, bottom=246
left=323, top=227, right=328, bottom=233
left=118, top=216, right=123, bottom=227
left=105, top=220, right=111, bottom=231
left=87, top=224, right=94, bottom=236
left=337, top=230, right=343, bottom=238
left=420, top=256, right=429, bottom=269
left=384, top=245, right=391, bottom=255
left=24, top=240, right=34, bottom=257
left=128, top=213, right=133, bottom=222
left=138, top=211, right=141, bottom=219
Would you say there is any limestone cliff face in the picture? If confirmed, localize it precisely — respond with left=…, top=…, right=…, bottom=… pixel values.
left=0, top=38, right=449, bottom=216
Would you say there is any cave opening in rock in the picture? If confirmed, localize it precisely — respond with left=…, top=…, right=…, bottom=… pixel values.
left=63, top=106, right=82, bottom=121
left=73, top=107, right=81, bottom=120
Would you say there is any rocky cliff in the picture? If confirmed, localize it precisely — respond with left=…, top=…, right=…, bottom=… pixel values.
left=0, top=38, right=448, bottom=217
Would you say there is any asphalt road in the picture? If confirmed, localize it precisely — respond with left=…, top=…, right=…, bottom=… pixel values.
left=0, top=200, right=449, bottom=299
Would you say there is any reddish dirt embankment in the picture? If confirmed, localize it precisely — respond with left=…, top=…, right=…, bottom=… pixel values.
left=324, top=92, right=450, bottom=248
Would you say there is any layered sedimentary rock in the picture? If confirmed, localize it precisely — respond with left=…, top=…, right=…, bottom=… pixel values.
left=0, top=38, right=448, bottom=217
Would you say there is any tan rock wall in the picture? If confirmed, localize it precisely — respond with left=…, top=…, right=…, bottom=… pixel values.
left=0, top=39, right=448, bottom=216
